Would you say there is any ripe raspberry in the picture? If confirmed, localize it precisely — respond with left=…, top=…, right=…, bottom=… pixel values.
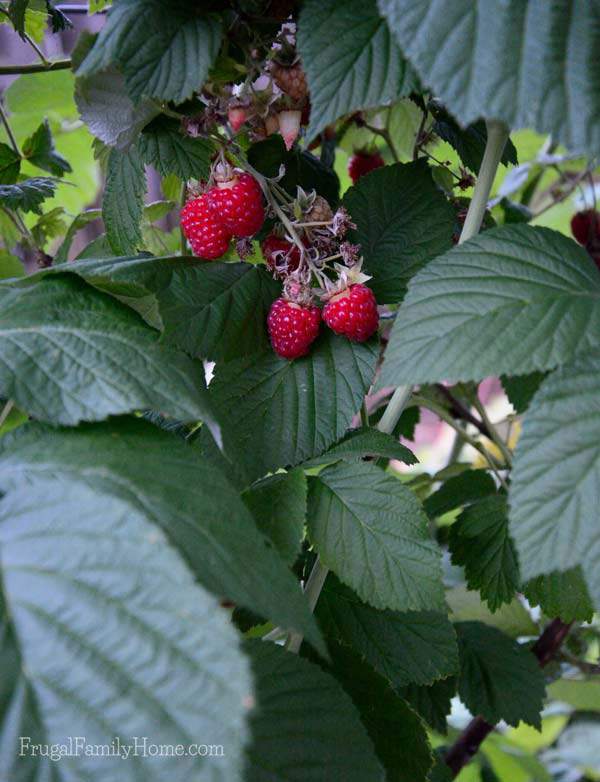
left=348, top=150, right=385, bottom=184
left=267, top=298, right=321, bottom=359
left=261, top=234, right=301, bottom=275
left=322, top=284, right=379, bottom=342
left=180, top=195, right=231, bottom=259
left=306, top=195, right=333, bottom=223
left=271, top=61, right=308, bottom=104
left=571, top=210, right=600, bottom=246
left=207, top=172, right=265, bottom=238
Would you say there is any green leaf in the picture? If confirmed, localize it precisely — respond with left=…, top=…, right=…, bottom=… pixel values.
left=0, top=252, right=25, bottom=280
left=0, top=479, right=251, bottom=781
left=248, top=136, right=340, bottom=205
left=378, top=0, right=600, bottom=159
left=547, top=678, right=600, bottom=712
left=31, top=205, right=67, bottom=248
left=430, top=104, right=518, bottom=174
left=446, top=585, right=538, bottom=638
left=424, top=469, right=497, bottom=519
left=158, top=261, right=280, bottom=360
left=509, top=353, right=600, bottom=609
left=302, top=426, right=417, bottom=467
left=0, top=142, right=20, bottom=185
left=243, top=640, right=383, bottom=780
left=21, top=119, right=72, bottom=176
left=0, top=275, right=218, bottom=430
left=317, top=574, right=458, bottom=687
left=103, top=146, right=146, bottom=255
left=399, top=678, right=456, bottom=735
left=343, top=160, right=455, bottom=303
left=78, top=0, right=223, bottom=104
left=205, top=333, right=378, bottom=484
left=298, top=0, right=417, bottom=139
left=242, top=469, right=306, bottom=566
left=138, top=115, right=213, bottom=180
left=308, top=461, right=445, bottom=612
left=524, top=568, right=594, bottom=623
left=0, top=177, right=56, bottom=214
left=455, top=621, right=546, bottom=728
left=380, top=225, right=600, bottom=388
left=7, top=0, right=29, bottom=35
left=0, top=419, right=325, bottom=655
left=46, top=0, right=73, bottom=33
left=449, top=495, right=520, bottom=612
left=53, top=208, right=102, bottom=264
left=75, top=68, right=160, bottom=150
left=327, top=642, right=433, bottom=782
left=501, top=371, right=546, bottom=414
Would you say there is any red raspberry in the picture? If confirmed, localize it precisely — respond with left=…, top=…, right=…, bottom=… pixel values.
left=261, top=234, right=301, bottom=275
left=207, top=172, right=265, bottom=238
left=322, top=284, right=379, bottom=342
left=571, top=210, right=600, bottom=246
left=267, top=298, right=321, bottom=359
left=348, top=151, right=385, bottom=185
left=180, top=195, right=231, bottom=259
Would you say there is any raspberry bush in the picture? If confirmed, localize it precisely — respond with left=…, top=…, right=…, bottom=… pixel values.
left=1, top=2, right=599, bottom=781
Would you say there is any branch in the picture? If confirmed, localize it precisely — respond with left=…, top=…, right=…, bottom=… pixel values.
left=0, top=59, right=71, bottom=76
left=444, top=619, right=572, bottom=777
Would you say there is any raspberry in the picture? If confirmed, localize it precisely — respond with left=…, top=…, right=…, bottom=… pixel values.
left=277, top=109, right=301, bottom=151
left=207, top=172, right=265, bottom=237
left=348, top=151, right=385, bottom=184
left=180, top=195, right=231, bottom=259
left=271, top=61, right=308, bottom=104
left=228, top=105, right=247, bottom=133
left=267, top=298, right=321, bottom=359
left=322, top=284, right=379, bottom=342
left=306, top=195, right=333, bottom=223
left=571, top=210, right=600, bottom=246
left=261, top=234, right=301, bottom=275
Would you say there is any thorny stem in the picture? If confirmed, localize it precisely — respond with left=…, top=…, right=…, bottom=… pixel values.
left=285, top=559, right=330, bottom=654
left=532, top=163, right=597, bottom=219
left=445, top=619, right=573, bottom=777
left=364, top=122, right=399, bottom=163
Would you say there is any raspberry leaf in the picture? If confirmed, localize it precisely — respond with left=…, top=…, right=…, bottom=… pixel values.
left=523, top=568, right=594, bottom=624
left=203, top=333, right=378, bottom=484
left=449, top=494, right=520, bottom=612
left=0, top=141, right=21, bottom=185
left=242, top=469, right=307, bottom=566
left=325, top=642, right=434, bottom=782
left=0, top=275, right=219, bottom=431
left=0, top=477, right=251, bottom=782
left=307, top=461, right=445, bottom=612
left=103, top=146, right=146, bottom=255
left=298, top=0, right=417, bottom=140
left=302, top=426, right=417, bottom=468
left=455, top=622, right=546, bottom=728
left=244, top=640, right=383, bottom=781
left=423, top=469, right=497, bottom=519
left=77, top=0, right=223, bottom=104
left=344, top=161, right=455, bottom=303
left=0, top=176, right=57, bottom=214
left=138, top=116, right=213, bottom=181
left=75, top=68, right=160, bottom=150
left=380, top=225, right=600, bottom=387
left=509, top=353, right=600, bottom=610
left=316, top=574, right=458, bottom=687
left=379, top=0, right=600, bottom=159
left=399, top=678, right=456, bottom=735
left=21, top=118, right=72, bottom=176
left=0, top=419, right=326, bottom=657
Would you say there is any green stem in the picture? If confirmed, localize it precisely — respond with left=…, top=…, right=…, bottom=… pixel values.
left=376, top=385, right=412, bottom=434
left=179, top=182, right=187, bottom=255
left=0, top=59, right=71, bottom=76
left=285, top=558, right=330, bottom=654
left=0, top=399, right=14, bottom=429
left=360, top=399, right=370, bottom=428
left=459, top=120, right=509, bottom=243
left=0, top=100, right=19, bottom=156
left=470, top=392, right=513, bottom=467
